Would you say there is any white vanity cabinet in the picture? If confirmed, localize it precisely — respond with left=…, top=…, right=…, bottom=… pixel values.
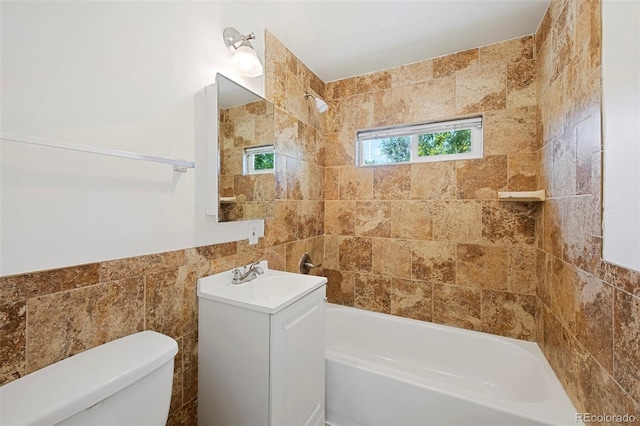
left=197, top=262, right=327, bottom=426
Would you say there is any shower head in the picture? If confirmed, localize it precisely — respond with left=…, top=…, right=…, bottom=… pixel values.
left=303, top=92, right=328, bottom=113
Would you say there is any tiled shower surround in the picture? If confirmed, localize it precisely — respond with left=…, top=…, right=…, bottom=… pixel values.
left=322, top=34, right=539, bottom=339
left=1, top=2, right=639, bottom=423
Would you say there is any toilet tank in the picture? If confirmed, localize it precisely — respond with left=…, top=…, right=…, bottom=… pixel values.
left=0, top=331, right=178, bottom=426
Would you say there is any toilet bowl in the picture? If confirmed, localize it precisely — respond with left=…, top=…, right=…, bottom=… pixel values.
left=0, top=330, right=178, bottom=425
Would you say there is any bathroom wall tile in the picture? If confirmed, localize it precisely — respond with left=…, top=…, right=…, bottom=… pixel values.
left=146, top=265, right=197, bottom=340
left=261, top=244, right=287, bottom=272
left=484, top=107, right=538, bottom=155
left=339, top=166, right=373, bottom=200
left=575, top=271, right=613, bottom=374
left=355, top=273, right=391, bottom=314
left=455, top=155, right=508, bottom=199
left=456, top=64, right=507, bottom=114
left=507, top=152, right=538, bottom=191
left=604, top=262, right=640, bottom=298
left=297, top=200, right=323, bottom=239
left=264, top=32, right=287, bottom=109
left=576, top=113, right=601, bottom=195
left=274, top=108, right=300, bottom=159
left=338, top=237, right=372, bottom=272
left=373, top=86, right=412, bottom=127
left=410, top=161, right=457, bottom=200
left=170, top=337, right=184, bottom=412
left=551, top=130, right=577, bottom=197
left=285, top=157, right=304, bottom=200
left=324, top=200, right=355, bottom=236
left=0, top=300, right=26, bottom=385
left=273, top=153, right=288, bottom=200
left=390, top=200, right=433, bottom=241
left=478, top=35, right=534, bottom=65
left=0, top=263, right=100, bottom=304
left=574, top=0, right=601, bottom=74
left=508, top=246, right=537, bottom=294
left=323, top=235, right=341, bottom=270
left=541, top=304, right=596, bottom=412
left=328, top=77, right=356, bottom=101
left=551, top=0, right=576, bottom=83
left=549, top=258, right=578, bottom=334
left=391, top=278, right=432, bottom=321
left=264, top=201, right=298, bottom=246
left=26, top=276, right=144, bottom=373
left=507, top=60, right=536, bottom=108
left=584, top=352, right=640, bottom=424
left=409, top=76, right=456, bottom=122
left=481, top=201, right=537, bottom=245
left=562, top=195, right=602, bottom=274
left=372, top=238, right=412, bottom=279
left=433, top=283, right=481, bottom=331
left=298, top=120, right=318, bottom=164
left=355, top=201, right=391, bottom=238
left=482, top=290, right=537, bottom=341
left=285, top=240, right=308, bottom=273
left=167, top=397, right=197, bottom=426
left=325, top=99, right=341, bottom=134
left=325, top=269, right=355, bottom=306
left=182, top=330, right=198, bottom=403
left=340, top=92, right=375, bottom=130
left=391, top=59, right=433, bottom=87
left=325, top=132, right=354, bottom=167
left=614, top=290, right=640, bottom=403
left=432, top=201, right=482, bottom=243
left=411, top=240, right=456, bottom=284
left=542, top=198, right=563, bottom=258
left=185, top=243, right=237, bottom=265
left=373, top=165, right=411, bottom=200
left=324, top=166, right=340, bottom=200
left=99, top=250, right=185, bottom=283
left=456, top=243, right=508, bottom=290
left=433, top=48, right=478, bottom=78
left=285, top=70, right=309, bottom=125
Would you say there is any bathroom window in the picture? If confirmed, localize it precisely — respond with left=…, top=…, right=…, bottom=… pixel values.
left=244, top=145, right=275, bottom=175
left=356, top=116, right=483, bottom=166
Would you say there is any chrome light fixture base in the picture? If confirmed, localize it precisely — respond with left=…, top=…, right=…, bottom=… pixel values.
left=223, top=27, right=263, bottom=78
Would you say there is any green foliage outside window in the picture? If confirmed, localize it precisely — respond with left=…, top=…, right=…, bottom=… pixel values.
left=377, top=130, right=472, bottom=164
left=253, top=153, right=274, bottom=170
left=379, top=136, right=411, bottom=163
left=418, top=130, right=471, bottom=156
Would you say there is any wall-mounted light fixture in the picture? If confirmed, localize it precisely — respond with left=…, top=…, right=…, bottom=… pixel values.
left=223, top=27, right=263, bottom=78
left=303, top=92, right=328, bottom=113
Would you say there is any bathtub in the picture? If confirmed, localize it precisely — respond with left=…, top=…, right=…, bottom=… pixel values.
left=325, top=304, right=580, bottom=426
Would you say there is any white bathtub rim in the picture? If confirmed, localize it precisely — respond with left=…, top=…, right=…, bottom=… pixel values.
left=326, top=304, right=581, bottom=426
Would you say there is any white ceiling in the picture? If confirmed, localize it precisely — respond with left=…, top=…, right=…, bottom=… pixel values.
left=235, top=0, right=550, bottom=82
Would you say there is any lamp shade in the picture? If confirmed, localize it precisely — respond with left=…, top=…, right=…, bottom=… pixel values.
left=230, top=45, right=263, bottom=78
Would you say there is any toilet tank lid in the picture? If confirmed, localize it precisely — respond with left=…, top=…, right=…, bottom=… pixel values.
left=0, top=330, right=178, bottom=426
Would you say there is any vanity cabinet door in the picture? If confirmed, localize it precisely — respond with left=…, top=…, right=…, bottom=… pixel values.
left=270, top=286, right=326, bottom=426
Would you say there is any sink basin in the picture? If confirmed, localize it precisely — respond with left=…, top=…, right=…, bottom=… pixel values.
left=197, top=261, right=327, bottom=314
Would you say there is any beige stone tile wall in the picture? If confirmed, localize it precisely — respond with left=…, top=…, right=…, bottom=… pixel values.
left=324, top=35, right=540, bottom=341
left=536, top=0, right=640, bottom=419
left=219, top=100, right=276, bottom=222
left=0, top=31, right=326, bottom=425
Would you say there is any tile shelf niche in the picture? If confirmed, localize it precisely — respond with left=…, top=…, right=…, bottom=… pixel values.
left=497, top=190, right=546, bottom=202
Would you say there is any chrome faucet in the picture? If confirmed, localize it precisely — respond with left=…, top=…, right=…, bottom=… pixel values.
left=231, top=262, right=265, bottom=285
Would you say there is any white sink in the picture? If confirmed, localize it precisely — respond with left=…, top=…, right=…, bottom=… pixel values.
left=197, top=261, right=327, bottom=314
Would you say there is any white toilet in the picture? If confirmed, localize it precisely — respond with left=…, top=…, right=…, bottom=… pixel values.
left=0, top=330, right=178, bottom=426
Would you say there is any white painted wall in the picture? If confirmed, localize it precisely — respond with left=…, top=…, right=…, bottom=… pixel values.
left=0, top=1, right=268, bottom=275
left=602, top=0, right=640, bottom=272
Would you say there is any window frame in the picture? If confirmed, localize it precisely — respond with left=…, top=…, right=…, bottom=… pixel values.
left=243, top=145, right=275, bottom=175
left=356, top=116, right=483, bottom=167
